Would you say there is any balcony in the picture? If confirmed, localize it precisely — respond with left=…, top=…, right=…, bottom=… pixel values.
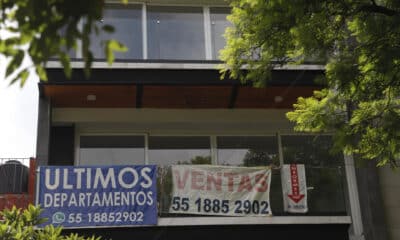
left=0, top=158, right=35, bottom=211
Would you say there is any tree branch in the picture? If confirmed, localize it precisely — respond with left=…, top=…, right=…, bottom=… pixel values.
left=359, top=4, right=400, bottom=16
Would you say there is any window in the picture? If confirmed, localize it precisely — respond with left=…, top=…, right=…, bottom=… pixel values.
left=148, top=136, right=211, bottom=166
left=210, top=8, right=231, bottom=60
left=79, top=136, right=145, bottom=165
left=217, top=136, right=278, bottom=166
left=71, top=5, right=235, bottom=61
left=89, top=6, right=143, bottom=60
left=147, top=6, right=205, bottom=60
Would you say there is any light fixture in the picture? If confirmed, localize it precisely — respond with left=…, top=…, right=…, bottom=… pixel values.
left=274, top=95, right=283, bottom=103
left=87, top=94, right=97, bottom=101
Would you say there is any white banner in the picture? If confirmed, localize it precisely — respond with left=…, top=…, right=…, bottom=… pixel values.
left=281, top=164, right=308, bottom=213
left=169, top=165, right=272, bottom=216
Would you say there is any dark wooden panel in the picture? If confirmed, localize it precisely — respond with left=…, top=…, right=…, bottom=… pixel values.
left=42, top=84, right=318, bottom=109
left=44, top=85, right=136, bottom=108
left=235, top=86, right=317, bottom=109
left=142, top=86, right=232, bottom=108
left=49, top=126, right=75, bottom=166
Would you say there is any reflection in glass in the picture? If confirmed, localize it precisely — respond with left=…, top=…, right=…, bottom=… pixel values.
left=90, top=6, right=143, bottom=60
left=217, top=136, right=279, bottom=166
left=210, top=8, right=231, bottom=60
left=281, top=135, right=343, bottom=166
left=79, top=136, right=145, bottom=166
left=147, top=6, right=205, bottom=60
left=148, top=136, right=211, bottom=166
left=149, top=136, right=211, bottom=215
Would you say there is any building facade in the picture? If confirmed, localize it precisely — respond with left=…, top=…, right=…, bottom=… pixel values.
left=33, top=1, right=390, bottom=240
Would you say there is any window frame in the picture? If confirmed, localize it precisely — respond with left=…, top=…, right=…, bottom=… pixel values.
left=75, top=132, right=341, bottom=168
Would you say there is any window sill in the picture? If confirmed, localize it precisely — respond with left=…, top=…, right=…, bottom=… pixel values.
left=155, top=215, right=351, bottom=226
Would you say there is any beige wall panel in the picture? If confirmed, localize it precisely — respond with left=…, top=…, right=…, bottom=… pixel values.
left=379, top=167, right=400, bottom=240
left=380, top=186, right=400, bottom=208
left=53, top=108, right=296, bottom=134
left=389, top=229, right=400, bottom=240
left=379, top=167, right=400, bottom=187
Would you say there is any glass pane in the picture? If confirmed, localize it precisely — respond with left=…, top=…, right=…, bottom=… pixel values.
left=148, top=136, right=211, bottom=166
left=53, top=26, right=77, bottom=59
left=306, top=167, right=346, bottom=215
left=210, top=8, right=231, bottom=60
left=147, top=6, right=205, bottom=60
left=281, top=135, right=343, bottom=166
left=90, top=6, right=142, bottom=60
left=281, top=135, right=346, bottom=215
left=79, top=136, right=145, bottom=166
left=217, top=136, right=279, bottom=166
left=149, top=136, right=211, bottom=216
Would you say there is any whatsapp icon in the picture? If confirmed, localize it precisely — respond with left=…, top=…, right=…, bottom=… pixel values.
left=52, top=212, right=65, bottom=224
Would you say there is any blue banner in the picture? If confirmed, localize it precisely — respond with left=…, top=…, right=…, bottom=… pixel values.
left=37, top=165, right=157, bottom=228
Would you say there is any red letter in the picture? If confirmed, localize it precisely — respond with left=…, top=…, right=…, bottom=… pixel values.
left=224, top=172, right=238, bottom=191
left=191, top=170, right=205, bottom=190
left=238, top=175, right=253, bottom=192
left=173, top=169, right=189, bottom=189
left=206, top=172, right=222, bottom=191
left=254, top=173, right=268, bottom=192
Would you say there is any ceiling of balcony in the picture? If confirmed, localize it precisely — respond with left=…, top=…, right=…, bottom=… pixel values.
left=42, top=84, right=318, bottom=109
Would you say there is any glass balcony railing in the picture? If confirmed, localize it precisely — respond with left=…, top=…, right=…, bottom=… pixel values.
left=156, top=165, right=347, bottom=217
left=74, top=135, right=348, bottom=217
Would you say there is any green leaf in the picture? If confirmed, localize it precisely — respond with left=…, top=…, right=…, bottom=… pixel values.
left=5, top=50, right=24, bottom=77
left=59, top=52, right=72, bottom=78
left=19, top=69, right=30, bottom=87
left=102, top=24, right=115, bottom=33
left=105, top=39, right=127, bottom=65
left=36, top=65, right=48, bottom=81
left=84, top=51, right=93, bottom=78
left=107, top=39, right=128, bottom=52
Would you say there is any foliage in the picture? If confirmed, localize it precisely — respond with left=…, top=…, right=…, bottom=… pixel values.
left=177, top=156, right=212, bottom=165
left=0, top=0, right=127, bottom=86
left=0, top=205, right=100, bottom=240
left=221, top=0, right=400, bottom=167
left=242, top=149, right=279, bottom=167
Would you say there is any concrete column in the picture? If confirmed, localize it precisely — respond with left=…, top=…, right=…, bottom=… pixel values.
left=356, top=161, right=388, bottom=240
left=35, top=97, right=51, bottom=166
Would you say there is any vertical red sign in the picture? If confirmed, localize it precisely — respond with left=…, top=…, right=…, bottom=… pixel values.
left=288, top=164, right=304, bottom=203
